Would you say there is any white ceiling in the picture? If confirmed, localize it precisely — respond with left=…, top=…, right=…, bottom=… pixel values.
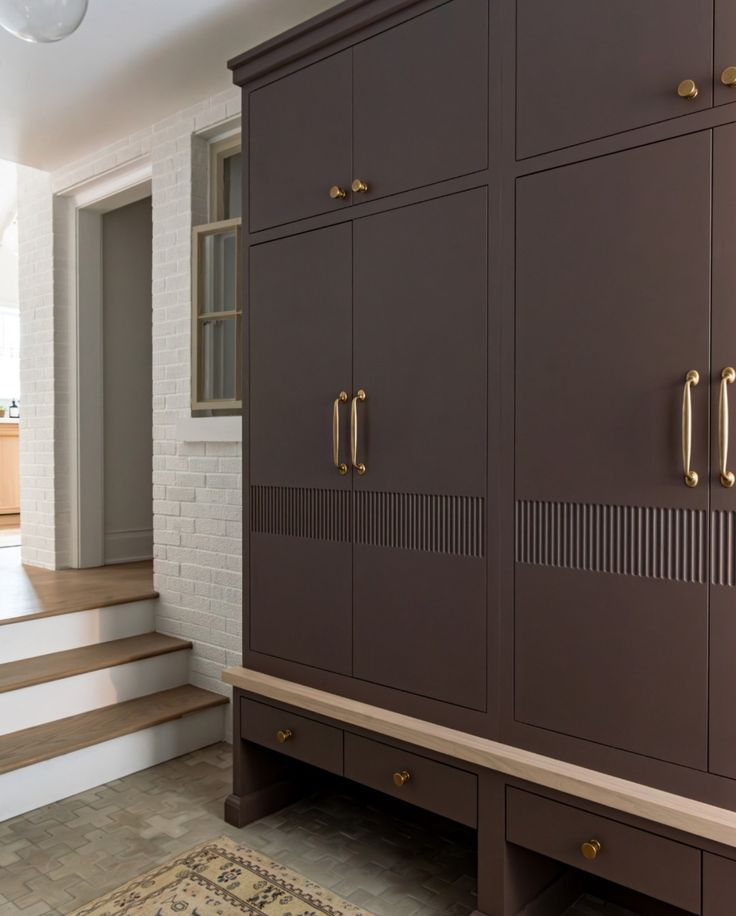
left=0, top=0, right=341, bottom=172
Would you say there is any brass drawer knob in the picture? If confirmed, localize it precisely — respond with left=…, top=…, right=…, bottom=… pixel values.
left=677, top=79, right=699, bottom=100
left=580, top=839, right=602, bottom=861
left=329, top=185, right=347, bottom=200
left=276, top=729, right=293, bottom=744
left=351, top=178, right=369, bottom=194
left=392, top=770, right=412, bottom=787
left=722, top=67, right=736, bottom=88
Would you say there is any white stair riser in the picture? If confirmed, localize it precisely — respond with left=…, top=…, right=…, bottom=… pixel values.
left=0, top=651, right=190, bottom=737
left=0, top=706, right=227, bottom=823
left=0, top=600, right=156, bottom=664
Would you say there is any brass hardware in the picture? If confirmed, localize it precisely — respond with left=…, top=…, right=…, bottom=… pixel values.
left=329, top=185, right=347, bottom=200
left=392, top=770, right=412, bottom=787
left=682, top=370, right=700, bottom=488
left=580, top=839, right=602, bottom=861
left=720, top=368, right=736, bottom=488
left=677, top=79, right=699, bottom=100
left=333, top=391, right=349, bottom=475
left=351, top=178, right=369, bottom=194
left=276, top=729, right=293, bottom=744
left=351, top=389, right=367, bottom=475
left=722, top=67, right=736, bottom=88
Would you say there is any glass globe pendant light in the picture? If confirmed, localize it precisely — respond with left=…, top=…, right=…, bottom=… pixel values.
left=0, top=0, right=88, bottom=43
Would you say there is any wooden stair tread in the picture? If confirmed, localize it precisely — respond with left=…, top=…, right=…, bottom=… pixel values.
left=0, top=633, right=192, bottom=694
left=0, top=686, right=228, bottom=775
left=0, top=554, right=157, bottom=626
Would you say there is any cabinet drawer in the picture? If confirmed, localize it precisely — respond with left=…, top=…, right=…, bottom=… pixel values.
left=506, top=788, right=701, bottom=914
left=704, top=853, right=736, bottom=916
left=344, top=733, right=477, bottom=827
left=516, top=0, right=713, bottom=158
left=241, top=699, right=343, bottom=775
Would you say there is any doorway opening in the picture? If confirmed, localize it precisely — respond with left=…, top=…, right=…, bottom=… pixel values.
left=0, top=159, right=20, bottom=549
left=72, top=171, right=153, bottom=568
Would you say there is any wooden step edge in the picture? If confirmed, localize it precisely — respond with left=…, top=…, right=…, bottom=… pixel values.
left=0, top=633, right=193, bottom=695
left=0, top=685, right=229, bottom=775
left=0, top=590, right=160, bottom=628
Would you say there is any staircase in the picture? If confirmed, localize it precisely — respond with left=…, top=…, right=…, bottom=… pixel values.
left=0, top=591, right=228, bottom=822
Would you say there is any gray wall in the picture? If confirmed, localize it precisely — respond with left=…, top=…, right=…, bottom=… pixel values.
left=102, top=197, right=153, bottom=563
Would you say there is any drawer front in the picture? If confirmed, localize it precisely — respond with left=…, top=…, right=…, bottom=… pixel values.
left=516, top=0, right=713, bottom=159
left=344, top=733, right=477, bottom=827
left=506, top=788, right=701, bottom=914
left=241, top=699, right=343, bottom=775
left=704, top=853, right=736, bottom=916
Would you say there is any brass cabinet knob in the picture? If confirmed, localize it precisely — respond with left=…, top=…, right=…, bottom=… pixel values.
left=276, top=729, right=293, bottom=744
left=580, top=839, right=602, bottom=861
left=392, top=770, right=412, bottom=787
left=677, top=79, right=699, bottom=100
left=722, top=67, right=736, bottom=88
left=351, top=178, right=369, bottom=193
left=329, top=185, right=347, bottom=200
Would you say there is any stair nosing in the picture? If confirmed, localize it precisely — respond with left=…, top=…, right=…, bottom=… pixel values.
left=0, top=685, right=228, bottom=775
left=0, top=590, right=160, bottom=627
left=0, top=633, right=193, bottom=695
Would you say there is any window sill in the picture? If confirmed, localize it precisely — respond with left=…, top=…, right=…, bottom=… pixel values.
left=175, top=416, right=242, bottom=442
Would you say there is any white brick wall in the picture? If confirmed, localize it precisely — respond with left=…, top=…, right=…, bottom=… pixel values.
left=18, top=88, right=243, bottom=709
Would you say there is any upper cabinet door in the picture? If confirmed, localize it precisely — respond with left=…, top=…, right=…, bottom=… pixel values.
left=715, top=0, right=736, bottom=107
left=249, top=51, right=352, bottom=232
left=516, top=0, right=713, bottom=159
left=353, top=0, right=488, bottom=202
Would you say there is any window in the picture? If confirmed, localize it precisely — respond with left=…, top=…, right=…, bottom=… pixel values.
left=191, top=135, right=242, bottom=412
left=0, top=306, right=20, bottom=402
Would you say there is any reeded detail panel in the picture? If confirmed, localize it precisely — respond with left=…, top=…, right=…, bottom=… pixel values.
left=251, top=486, right=351, bottom=542
left=712, top=511, right=736, bottom=586
left=251, top=486, right=485, bottom=557
left=354, top=491, right=484, bottom=558
left=515, top=500, right=707, bottom=584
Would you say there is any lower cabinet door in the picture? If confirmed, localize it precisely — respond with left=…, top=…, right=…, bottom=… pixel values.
left=352, top=189, right=488, bottom=710
left=704, top=853, right=736, bottom=916
left=514, top=133, right=711, bottom=767
left=249, top=224, right=353, bottom=674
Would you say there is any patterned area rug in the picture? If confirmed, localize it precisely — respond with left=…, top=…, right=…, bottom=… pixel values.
left=70, top=836, right=372, bottom=915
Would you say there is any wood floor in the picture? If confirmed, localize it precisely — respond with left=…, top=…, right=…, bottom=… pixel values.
left=0, top=547, right=156, bottom=625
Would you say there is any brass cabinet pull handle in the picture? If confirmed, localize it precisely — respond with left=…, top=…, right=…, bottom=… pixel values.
left=329, top=185, right=347, bottom=200
left=677, top=79, right=699, bottom=100
left=333, top=391, right=348, bottom=475
left=682, top=370, right=700, bottom=488
left=351, top=178, right=369, bottom=194
left=720, top=368, right=736, bottom=488
left=722, top=67, right=736, bottom=88
left=392, top=770, right=411, bottom=787
left=276, top=729, right=293, bottom=744
left=351, top=389, right=366, bottom=475
left=580, top=839, right=602, bottom=861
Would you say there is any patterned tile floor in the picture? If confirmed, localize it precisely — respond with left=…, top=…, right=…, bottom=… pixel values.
left=0, top=743, right=637, bottom=915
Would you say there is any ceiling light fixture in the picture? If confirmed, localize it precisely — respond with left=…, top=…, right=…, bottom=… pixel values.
left=0, top=0, right=88, bottom=43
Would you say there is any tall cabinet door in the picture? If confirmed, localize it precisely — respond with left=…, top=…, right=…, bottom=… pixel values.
left=249, top=224, right=353, bottom=674
left=515, top=133, right=712, bottom=768
left=708, top=123, right=736, bottom=779
left=352, top=190, right=488, bottom=710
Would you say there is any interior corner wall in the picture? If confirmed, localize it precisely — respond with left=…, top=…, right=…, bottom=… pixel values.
left=17, top=165, right=59, bottom=569
left=17, top=89, right=244, bottom=717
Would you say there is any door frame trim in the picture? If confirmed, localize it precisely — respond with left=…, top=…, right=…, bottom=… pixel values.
left=59, top=157, right=152, bottom=568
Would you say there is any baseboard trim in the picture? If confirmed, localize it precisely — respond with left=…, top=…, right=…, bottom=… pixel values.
left=104, top=528, right=153, bottom=565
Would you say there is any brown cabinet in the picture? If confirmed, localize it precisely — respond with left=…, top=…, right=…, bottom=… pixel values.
left=506, top=788, right=702, bottom=913
left=516, top=0, right=713, bottom=158
left=248, top=0, right=488, bottom=231
left=704, top=853, right=736, bottom=915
